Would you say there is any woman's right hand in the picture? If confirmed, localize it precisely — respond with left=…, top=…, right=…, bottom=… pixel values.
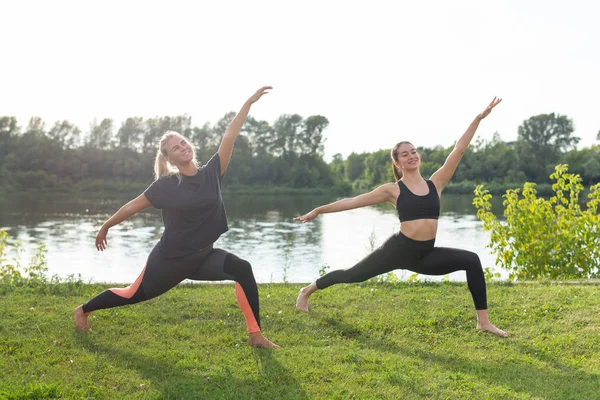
left=95, top=226, right=109, bottom=251
left=294, top=209, right=319, bottom=223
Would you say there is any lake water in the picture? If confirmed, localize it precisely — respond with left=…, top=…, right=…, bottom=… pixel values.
left=0, top=192, right=506, bottom=284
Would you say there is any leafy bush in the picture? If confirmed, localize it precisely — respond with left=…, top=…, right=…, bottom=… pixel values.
left=473, top=165, right=600, bottom=280
left=0, top=229, right=86, bottom=295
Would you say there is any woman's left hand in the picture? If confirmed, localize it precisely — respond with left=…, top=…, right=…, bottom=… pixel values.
left=247, top=86, right=272, bottom=104
left=478, top=97, right=502, bottom=120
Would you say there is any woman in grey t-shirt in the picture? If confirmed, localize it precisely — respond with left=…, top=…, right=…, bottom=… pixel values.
left=74, top=87, right=280, bottom=349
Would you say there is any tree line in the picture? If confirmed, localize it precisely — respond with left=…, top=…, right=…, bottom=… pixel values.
left=0, top=112, right=598, bottom=193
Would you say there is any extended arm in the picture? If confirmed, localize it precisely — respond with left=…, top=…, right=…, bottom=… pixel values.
left=218, top=86, right=272, bottom=175
left=430, top=97, right=502, bottom=191
left=294, top=183, right=396, bottom=223
left=95, top=194, right=152, bottom=251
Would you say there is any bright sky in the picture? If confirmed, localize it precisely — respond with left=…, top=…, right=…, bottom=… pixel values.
left=2, top=0, right=599, bottom=160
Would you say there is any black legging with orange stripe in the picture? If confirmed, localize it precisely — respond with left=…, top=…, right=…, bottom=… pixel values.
left=82, top=244, right=261, bottom=333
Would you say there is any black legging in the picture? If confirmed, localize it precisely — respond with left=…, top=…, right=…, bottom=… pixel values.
left=82, top=244, right=262, bottom=332
left=316, top=231, right=488, bottom=310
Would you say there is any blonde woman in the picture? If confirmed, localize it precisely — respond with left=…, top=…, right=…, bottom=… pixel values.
left=74, top=87, right=280, bottom=348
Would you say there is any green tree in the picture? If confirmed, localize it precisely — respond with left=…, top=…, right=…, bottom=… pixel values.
left=363, top=149, right=394, bottom=186
left=211, top=112, right=235, bottom=136
left=562, top=146, right=600, bottom=184
left=582, top=157, right=600, bottom=182
left=190, top=122, right=219, bottom=161
left=345, top=152, right=367, bottom=181
left=456, top=134, right=518, bottom=183
left=87, top=118, right=115, bottom=150
left=516, top=113, right=579, bottom=180
left=0, top=117, right=19, bottom=158
left=26, top=117, right=46, bottom=136
left=299, top=115, right=329, bottom=157
left=419, top=145, right=449, bottom=180
left=117, top=117, right=144, bottom=150
left=329, top=153, right=345, bottom=183
left=242, top=117, right=273, bottom=157
left=0, top=117, right=20, bottom=186
left=0, top=116, right=20, bottom=137
left=48, top=120, right=81, bottom=149
left=271, top=114, right=303, bottom=158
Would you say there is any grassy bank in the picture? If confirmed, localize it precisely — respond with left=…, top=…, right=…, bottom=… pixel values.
left=1, top=281, right=599, bottom=399
left=0, top=180, right=560, bottom=198
left=0, top=183, right=350, bottom=198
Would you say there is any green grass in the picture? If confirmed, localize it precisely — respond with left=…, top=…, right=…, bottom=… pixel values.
left=1, top=281, right=599, bottom=399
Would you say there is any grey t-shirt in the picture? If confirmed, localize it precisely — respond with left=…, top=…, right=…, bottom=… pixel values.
left=143, top=152, right=228, bottom=258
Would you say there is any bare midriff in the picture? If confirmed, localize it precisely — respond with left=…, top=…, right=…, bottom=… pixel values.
left=399, top=219, right=438, bottom=241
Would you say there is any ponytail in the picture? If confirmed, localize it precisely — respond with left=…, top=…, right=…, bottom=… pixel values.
left=390, top=141, right=413, bottom=182
left=154, top=151, right=175, bottom=180
left=392, top=163, right=402, bottom=181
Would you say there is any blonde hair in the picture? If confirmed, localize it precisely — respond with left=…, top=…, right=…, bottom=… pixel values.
left=153, top=131, right=199, bottom=180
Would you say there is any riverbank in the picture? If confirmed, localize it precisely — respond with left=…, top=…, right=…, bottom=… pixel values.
left=0, top=180, right=559, bottom=197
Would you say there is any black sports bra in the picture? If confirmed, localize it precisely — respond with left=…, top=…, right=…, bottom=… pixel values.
left=396, top=179, right=440, bottom=222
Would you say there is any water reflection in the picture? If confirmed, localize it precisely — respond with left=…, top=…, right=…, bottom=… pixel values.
left=0, top=192, right=505, bottom=284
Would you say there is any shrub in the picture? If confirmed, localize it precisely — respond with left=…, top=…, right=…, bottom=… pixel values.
left=473, top=164, right=600, bottom=280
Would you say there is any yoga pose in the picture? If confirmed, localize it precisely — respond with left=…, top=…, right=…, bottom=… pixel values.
left=295, top=97, right=507, bottom=337
left=74, top=86, right=280, bottom=348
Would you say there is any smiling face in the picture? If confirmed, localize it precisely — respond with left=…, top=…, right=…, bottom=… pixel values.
left=164, top=134, right=195, bottom=167
left=393, top=142, right=420, bottom=173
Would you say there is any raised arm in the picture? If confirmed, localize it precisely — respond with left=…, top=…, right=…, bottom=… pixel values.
left=430, top=97, right=502, bottom=192
left=294, top=183, right=397, bottom=223
left=95, top=194, right=152, bottom=251
left=218, top=86, right=272, bottom=175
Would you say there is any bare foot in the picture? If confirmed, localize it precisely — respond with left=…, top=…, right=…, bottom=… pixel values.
left=477, top=322, right=508, bottom=337
left=248, top=332, right=281, bottom=349
left=73, top=306, right=90, bottom=331
left=295, top=287, right=310, bottom=312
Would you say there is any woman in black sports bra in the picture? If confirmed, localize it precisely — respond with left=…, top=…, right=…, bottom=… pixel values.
left=294, top=97, right=507, bottom=337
